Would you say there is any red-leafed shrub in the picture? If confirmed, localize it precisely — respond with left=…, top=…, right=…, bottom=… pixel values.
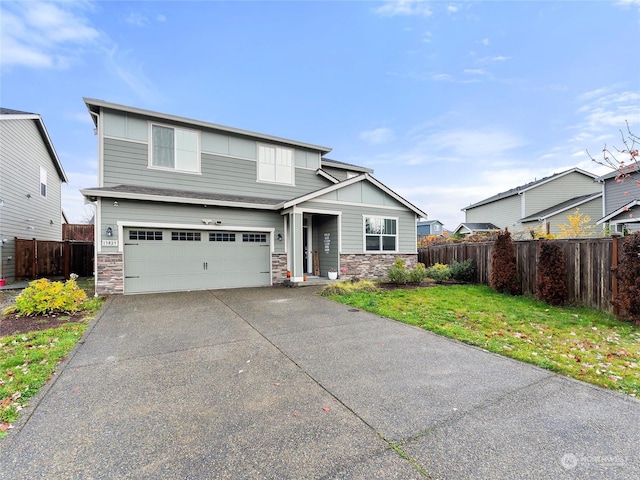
left=535, top=241, right=568, bottom=305
left=490, top=229, right=521, bottom=295
left=613, top=232, right=640, bottom=324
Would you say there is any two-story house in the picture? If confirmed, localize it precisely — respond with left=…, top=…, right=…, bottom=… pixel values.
left=595, top=165, right=640, bottom=233
left=458, top=168, right=602, bottom=237
left=0, top=108, right=68, bottom=282
left=80, top=99, right=427, bottom=295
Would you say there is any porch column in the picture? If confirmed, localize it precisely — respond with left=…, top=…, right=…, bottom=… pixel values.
left=289, top=211, right=304, bottom=281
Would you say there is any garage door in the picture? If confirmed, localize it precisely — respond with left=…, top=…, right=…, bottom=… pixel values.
left=123, top=228, right=271, bottom=294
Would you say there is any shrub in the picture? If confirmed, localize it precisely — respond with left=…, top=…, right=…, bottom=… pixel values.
left=535, top=241, right=568, bottom=305
left=407, top=263, right=427, bottom=284
left=12, top=277, right=87, bottom=316
left=490, top=229, right=521, bottom=295
left=613, top=232, right=640, bottom=324
left=426, top=263, right=451, bottom=283
left=449, top=259, right=475, bottom=283
left=320, top=280, right=379, bottom=296
left=387, top=258, right=408, bottom=284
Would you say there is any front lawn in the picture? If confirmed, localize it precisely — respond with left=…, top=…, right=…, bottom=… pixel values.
left=0, top=278, right=104, bottom=437
left=326, top=284, right=639, bottom=396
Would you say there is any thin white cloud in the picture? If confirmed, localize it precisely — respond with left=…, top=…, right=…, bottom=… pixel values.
left=0, top=1, right=99, bottom=69
left=125, top=12, right=149, bottom=27
left=375, top=0, right=433, bottom=17
left=447, top=5, right=460, bottom=14
left=481, top=38, right=490, bottom=46
left=360, top=127, right=396, bottom=145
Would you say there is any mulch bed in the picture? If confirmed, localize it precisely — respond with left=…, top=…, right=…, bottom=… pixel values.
left=0, top=312, right=87, bottom=337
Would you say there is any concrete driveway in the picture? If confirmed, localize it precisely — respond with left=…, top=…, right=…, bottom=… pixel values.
left=1, top=286, right=638, bottom=479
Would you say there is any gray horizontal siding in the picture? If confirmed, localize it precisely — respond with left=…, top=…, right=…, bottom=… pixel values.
left=546, top=198, right=603, bottom=236
left=99, top=199, right=285, bottom=254
left=524, top=173, right=600, bottom=217
left=301, top=200, right=416, bottom=254
left=465, top=194, right=521, bottom=230
left=604, top=172, right=640, bottom=215
left=0, top=119, right=63, bottom=280
left=102, top=138, right=329, bottom=199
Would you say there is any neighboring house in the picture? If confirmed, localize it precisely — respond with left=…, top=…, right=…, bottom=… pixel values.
left=80, top=99, right=427, bottom=295
left=461, top=168, right=601, bottom=236
left=417, top=219, right=444, bottom=236
left=0, top=108, right=68, bottom=282
left=452, top=222, right=500, bottom=236
left=595, top=165, right=640, bottom=234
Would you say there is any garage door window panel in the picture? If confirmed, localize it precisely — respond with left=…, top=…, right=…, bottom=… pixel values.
left=129, top=230, right=163, bottom=240
left=172, top=231, right=201, bottom=241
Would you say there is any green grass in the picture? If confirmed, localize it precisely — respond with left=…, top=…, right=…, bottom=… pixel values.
left=0, top=282, right=104, bottom=437
left=327, top=284, right=639, bottom=396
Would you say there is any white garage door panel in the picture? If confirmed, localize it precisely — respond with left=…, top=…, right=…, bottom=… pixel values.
left=124, top=229, right=271, bottom=294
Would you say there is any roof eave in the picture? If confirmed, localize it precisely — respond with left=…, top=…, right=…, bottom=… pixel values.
left=83, top=97, right=332, bottom=154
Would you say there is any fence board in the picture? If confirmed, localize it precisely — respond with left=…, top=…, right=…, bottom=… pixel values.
left=418, top=238, right=620, bottom=312
left=15, top=238, right=94, bottom=279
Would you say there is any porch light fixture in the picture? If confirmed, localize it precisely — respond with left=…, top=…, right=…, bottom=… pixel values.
left=277, top=233, right=283, bottom=241
left=106, top=226, right=113, bottom=237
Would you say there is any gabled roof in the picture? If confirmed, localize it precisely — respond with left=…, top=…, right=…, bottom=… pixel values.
left=595, top=164, right=640, bottom=182
left=520, top=192, right=602, bottom=222
left=321, top=158, right=373, bottom=174
left=84, top=97, right=332, bottom=154
left=596, top=198, right=640, bottom=225
left=0, top=108, right=68, bottom=183
left=279, top=173, right=428, bottom=218
left=453, top=223, right=500, bottom=235
left=81, top=185, right=284, bottom=210
left=462, top=168, right=598, bottom=211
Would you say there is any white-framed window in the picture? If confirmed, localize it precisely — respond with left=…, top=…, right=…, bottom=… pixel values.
left=40, top=167, right=47, bottom=198
left=364, top=216, right=398, bottom=252
left=433, top=224, right=440, bottom=233
left=150, top=123, right=200, bottom=173
left=257, top=144, right=294, bottom=185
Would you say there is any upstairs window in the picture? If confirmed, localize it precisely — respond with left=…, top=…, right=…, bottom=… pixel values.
left=150, top=124, right=199, bottom=173
left=364, top=216, right=398, bottom=252
left=40, top=167, right=47, bottom=198
left=258, top=144, right=294, bottom=185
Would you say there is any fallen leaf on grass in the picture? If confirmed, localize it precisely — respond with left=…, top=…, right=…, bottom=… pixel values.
left=0, top=422, right=11, bottom=431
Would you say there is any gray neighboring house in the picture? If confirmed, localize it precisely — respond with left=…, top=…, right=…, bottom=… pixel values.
left=596, top=165, right=640, bottom=234
left=461, top=168, right=602, bottom=236
left=452, top=222, right=500, bottom=236
left=417, top=219, right=444, bottom=236
left=0, top=108, right=68, bottom=282
left=80, top=98, right=427, bottom=295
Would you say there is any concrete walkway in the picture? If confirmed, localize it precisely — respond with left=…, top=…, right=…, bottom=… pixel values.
left=1, top=287, right=638, bottom=479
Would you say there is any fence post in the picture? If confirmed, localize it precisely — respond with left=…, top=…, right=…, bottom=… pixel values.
left=611, top=236, right=619, bottom=315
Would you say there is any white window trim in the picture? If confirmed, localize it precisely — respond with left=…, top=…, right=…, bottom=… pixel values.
left=40, top=167, right=47, bottom=198
left=362, top=215, right=399, bottom=253
left=148, top=122, right=201, bottom=174
left=257, top=143, right=295, bottom=186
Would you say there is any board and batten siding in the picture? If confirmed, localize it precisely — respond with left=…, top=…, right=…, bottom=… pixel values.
left=0, top=118, right=63, bottom=280
left=465, top=194, right=521, bottom=230
left=98, top=200, right=284, bottom=254
left=523, top=172, right=600, bottom=217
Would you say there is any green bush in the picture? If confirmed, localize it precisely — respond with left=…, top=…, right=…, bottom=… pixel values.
left=387, top=258, right=409, bottom=284
left=407, top=262, right=427, bottom=284
left=12, top=277, right=87, bottom=316
left=320, top=280, right=379, bottom=296
left=449, top=259, right=475, bottom=283
left=426, top=263, right=451, bottom=283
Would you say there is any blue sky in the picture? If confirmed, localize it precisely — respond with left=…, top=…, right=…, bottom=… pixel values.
left=1, top=0, right=639, bottom=229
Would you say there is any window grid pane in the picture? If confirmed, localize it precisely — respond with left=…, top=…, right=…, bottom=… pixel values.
left=242, top=233, right=267, bottom=243
left=210, top=232, right=236, bottom=242
left=364, top=217, right=397, bottom=252
left=129, top=230, right=163, bottom=241
left=171, top=231, right=201, bottom=241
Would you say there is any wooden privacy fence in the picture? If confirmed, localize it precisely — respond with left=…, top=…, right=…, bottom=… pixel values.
left=15, top=238, right=94, bottom=280
left=418, top=238, right=622, bottom=312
